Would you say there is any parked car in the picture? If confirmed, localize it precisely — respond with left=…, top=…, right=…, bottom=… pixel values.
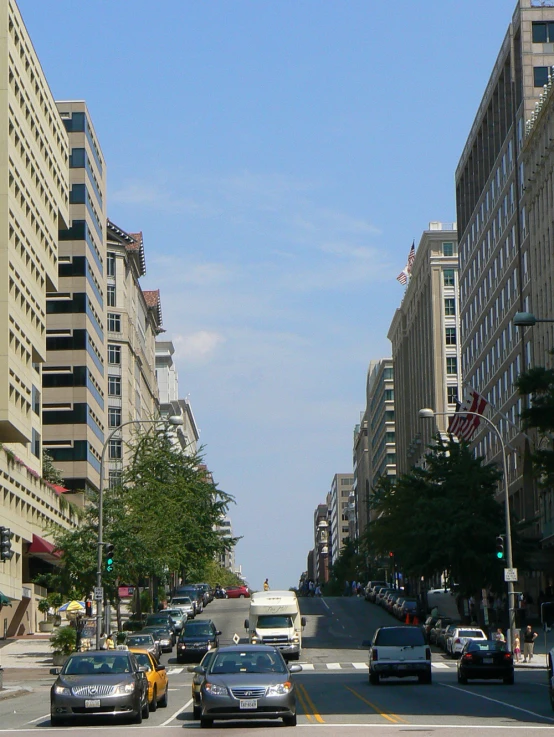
left=429, top=618, right=454, bottom=646
left=124, top=632, right=161, bottom=660
left=163, top=608, right=188, bottom=633
left=129, top=648, right=169, bottom=711
left=226, top=585, right=250, bottom=599
left=376, top=588, right=395, bottom=607
left=196, top=644, right=301, bottom=727
left=174, top=586, right=204, bottom=614
left=368, top=585, right=389, bottom=603
left=188, top=649, right=217, bottom=719
left=422, top=615, right=440, bottom=642
left=366, top=625, right=432, bottom=685
left=447, top=626, right=487, bottom=658
left=398, top=599, right=418, bottom=621
left=170, top=596, right=196, bottom=619
left=176, top=619, right=221, bottom=663
left=50, top=650, right=149, bottom=726
left=364, top=581, right=388, bottom=601
left=195, top=583, right=214, bottom=605
left=438, top=623, right=459, bottom=652
left=457, top=639, right=514, bottom=684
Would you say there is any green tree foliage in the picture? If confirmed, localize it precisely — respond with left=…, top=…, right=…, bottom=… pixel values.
left=517, top=363, right=554, bottom=487
left=362, top=435, right=505, bottom=595
left=42, top=450, right=65, bottom=486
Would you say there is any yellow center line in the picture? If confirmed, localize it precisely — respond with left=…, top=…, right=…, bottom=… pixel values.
left=298, top=683, right=325, bottom=723
left=344, top=685, right=409, bottom=724
left=295, top=683, right=313, bottom=722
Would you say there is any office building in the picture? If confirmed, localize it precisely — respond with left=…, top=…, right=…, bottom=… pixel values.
left=388, top=224, right=460, bottom=473
left=328, top=473, right=354, bottom=566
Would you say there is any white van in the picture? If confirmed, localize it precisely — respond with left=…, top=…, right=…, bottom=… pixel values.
left=244, top=590, right=306, bottom=660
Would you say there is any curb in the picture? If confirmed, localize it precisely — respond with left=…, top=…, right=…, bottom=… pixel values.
left=0, top=687, right=33, bottom=701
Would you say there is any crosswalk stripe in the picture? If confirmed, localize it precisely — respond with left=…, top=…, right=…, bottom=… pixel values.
left=327, top=663, right=342, bottom=669
left=352, top=663, right=367, bottom=669
left=166, top=667, right=185, bottom=675
left=300, top=663, right=315, bottom=670
left=432, top=662, right=450, bottom=669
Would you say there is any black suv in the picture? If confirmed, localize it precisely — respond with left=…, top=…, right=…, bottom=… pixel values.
left=176, top=619, right=221, bottom=663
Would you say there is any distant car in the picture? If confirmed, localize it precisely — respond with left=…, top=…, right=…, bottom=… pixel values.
left=170, top=596, right=196, bottom=619
left=124, top=632, right=161, bottom=661
left=141, top=626, right=174, bottom=653
left=364, top=581, right=388, bottom=601
left=163, top=609, right=188, bottom=633
left=457, top=640, right=514, bottom=684
left=398, top=599, right=419, bottom=621
left=174, top=586, right=204, bottom=614
left=129, top=648, right=169, bottom=710
left=422, top=615, right=440, bottom=642
left=367, top=626, right=431, bottom=685
left=195, top=583, right=214, bottom=605
left=448, top=627, right=487, bottom=658
left=197, top=644, right=301, bottom=728
left=145, top=613, right=177, bottom=639
left=50, top=650, right=149, bottom=726
left=438, top=623, right=459, bottom=652
left=188, top=649, right=217, bottom=719
left=176, top=619, right=221, bottom=663
left=429, top=618, right=454, bottom=646
left=226, top=585, right=250, bottom=599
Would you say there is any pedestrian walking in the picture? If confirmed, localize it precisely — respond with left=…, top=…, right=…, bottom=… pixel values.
left=315, top=583, right=322, bottom=597
left=351, top=580, right=357, bottom=596
left=523, top=624, right=538, bottom=662
left=513, top=632, right=521, bottom=662
left=263, top=578, right=270, bottom=591
left=494, top=628, right=505, bottom=643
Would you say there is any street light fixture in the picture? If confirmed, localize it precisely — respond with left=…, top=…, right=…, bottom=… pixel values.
left=418, top=407, right=516, bottom=651
left=95, top=415, right=184, bottom=649
left=513, top=311, right=554, bottom=327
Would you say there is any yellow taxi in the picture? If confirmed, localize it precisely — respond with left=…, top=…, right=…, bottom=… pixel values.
left=129, top=648, right=169, bottom=711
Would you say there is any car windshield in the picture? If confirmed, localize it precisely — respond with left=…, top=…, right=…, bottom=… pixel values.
left=165, top=610, right=183, bottom=617
left=468, top=640, right=507, bottom=653
left=127, top=636, right=153, bottom=645
left=257, top=615, right=293, bottom=628
left=172, top=598, right=192, bottom=606
left=63, top=655, right=131, bottom=675
left=210, top=651, right=286, bottom=675
left=133, top=653, right=153, bottom=670
left=183, top=623, right=213, bottom=637
left=459, top=630, right=485, bottom=638
left=375, top=628, right=425, bottom=646
left=147, top=616, right=171, bottom=624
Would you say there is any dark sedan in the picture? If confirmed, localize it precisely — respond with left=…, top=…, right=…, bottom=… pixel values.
left=177, top=619, right=221, bottom=663
left=457, top=640, right=514, bottom=684
left=50, top=650, right=149, bottom=726
left=124, top=632, right=161, bottom=660
left=141, top=626, right=174, bottom=653
left=196, top=644, right=301, bottom=728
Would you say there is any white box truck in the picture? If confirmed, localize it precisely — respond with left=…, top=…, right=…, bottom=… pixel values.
left=244, top=590, right=306, bottom=660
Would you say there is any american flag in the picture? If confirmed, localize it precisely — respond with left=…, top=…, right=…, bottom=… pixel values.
left=397, top=242, right=416, bottom=286
left=448, top=389, right=489, bottom=441
left=396, top=270, right=408, bottom=285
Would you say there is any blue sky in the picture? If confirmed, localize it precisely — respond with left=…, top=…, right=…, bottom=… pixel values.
left=20, top=0, right=514, bottom=589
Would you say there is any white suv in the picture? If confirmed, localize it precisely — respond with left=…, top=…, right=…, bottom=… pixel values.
left=367, top=626, right=431, bottom=684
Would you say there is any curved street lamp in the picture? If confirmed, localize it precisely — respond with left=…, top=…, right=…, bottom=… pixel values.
left=418, top=408, right=516, bottom=651
left=513, top=311, right=554, bottom=327
left=95, top=415, right=184, bottom=649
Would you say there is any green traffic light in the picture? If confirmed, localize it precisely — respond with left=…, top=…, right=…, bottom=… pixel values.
left=496, top=551, right=504, bottom=559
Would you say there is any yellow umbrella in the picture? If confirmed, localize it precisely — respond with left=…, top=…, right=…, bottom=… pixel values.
left=59, top=600, right=86, bottom=612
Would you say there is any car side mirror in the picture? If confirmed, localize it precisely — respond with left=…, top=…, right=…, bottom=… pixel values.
left=361, top=640, right=372, bottom=648
left=138, top=665, right=148, bottom=673
left=187, top=665, right=196, bottom=673
left=156, top=664, right=166, bottom=671
left=244, top=619, right=249, bottom=630
left=289, top=664, right=302, bottom=673
left=192, top=666, right=206, bottom=675
left=50, top=668, right=61, bottom=675
left=301, top=617, right=307, bottom=628
left=216, top=631, right=222, bottom=636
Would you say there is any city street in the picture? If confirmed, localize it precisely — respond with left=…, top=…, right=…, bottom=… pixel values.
left=0, top=596, right=553, bottom=734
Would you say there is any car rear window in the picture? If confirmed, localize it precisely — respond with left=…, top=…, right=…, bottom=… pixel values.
left=468, top=640, right=507, bottom=652
left=459, top=630, right=485, bottom=638
left=375, top=628, right=425, bottom=646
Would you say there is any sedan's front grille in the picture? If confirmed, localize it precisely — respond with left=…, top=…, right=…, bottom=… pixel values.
left=231, top=687, right=267, bottom=699
left=72, top=685, right=116, bottom=697
left=262, top=636, right=289, bottom=645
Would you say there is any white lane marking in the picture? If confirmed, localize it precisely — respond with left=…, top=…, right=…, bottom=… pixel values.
left=432, top=662, right=449, bottom=669
left=166, top=667, right=184, bottom=675
left=320, top=597, right=331, bottom=612
left=26, top=713, right=50, bottom=724
left=352, top=662, right=367, bottom=669
left=327, top=663, right=342, bottom=669
left=440, top=682, right=554, bottom=723
left=161, top=696, right=193, bottom=727
left=300, top=663, right=315, bottom=670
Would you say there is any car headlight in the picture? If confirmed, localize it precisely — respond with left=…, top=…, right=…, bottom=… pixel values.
left=54, top=685, right=71, bottom=696
left=292, top=636, right=300, bottom=643
left=204, top=682, right=228, bottom=696
left=114, top=683, right=136, bottom=695
left=161, top=639, right=171, bottom=645
left=267, top=682, right=293, bottom=696
left=251, top=636, right=259, bottom=644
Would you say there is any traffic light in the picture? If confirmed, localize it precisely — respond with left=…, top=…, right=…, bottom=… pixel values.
left=0, top=527, right=14, bottom=562
left=389, top=551, right=394, bottom=558
left=495, top=535, right=505, bottom=560
left=85, top=600, right=93, bottom=617
left=105, top=543, right=114, bottom=573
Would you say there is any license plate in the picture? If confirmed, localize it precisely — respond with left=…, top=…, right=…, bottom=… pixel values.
left=240, top=699, right=257, bottom=709
left=84, top=699, right=101, bottom=709
left=397, top=664, right=409, bottom=670
left=483, top=658, right=493, bottom=664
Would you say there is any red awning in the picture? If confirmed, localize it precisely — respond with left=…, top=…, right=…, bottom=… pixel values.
left=28, top=534, right=61, bottom=563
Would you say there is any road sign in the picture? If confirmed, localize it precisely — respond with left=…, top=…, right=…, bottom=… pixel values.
left=233, top=633, right=240, bottom=645
left=504, top=568, right=518, bottom=582
left=94, top=587, right=104, bottom=601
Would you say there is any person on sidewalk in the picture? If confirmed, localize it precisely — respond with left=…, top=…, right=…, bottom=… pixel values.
left=513, top=633, right=521, bottom=662
left=523, top=624, right=538, bottom=662
left=494, top=628, right=505, bottom=643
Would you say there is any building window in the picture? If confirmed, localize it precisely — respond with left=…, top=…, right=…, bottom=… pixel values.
left=385, top=431, right=395, bottom=443
left=108, top=376, right=121, bottom=396
left=383, top=367, right=393, bottom=380
left=445, top=327, right=457, bottom=345
left=443, top=269, right=455, bottom=286
left=447, top=386, right=459, bottom=405
left=109, top=439, right=122, bottom=460
left=442, top=242, right=454, bottom=257
left=108, top=344, right=121, bottom=365
left=534, top=66, right=549, bottom=88
left=108, top=407, right=122, bottom=428
left=385, top=389, right=394, bottom=400
left=32, top=429, right=41, bottom=459
left=444, top=298, right=456, bottom=316
left=109, top=470, right=122, bottom=488
left=532, top=21, right=554, bottom=43
left=107, top=313, right=121, bottom=332
left=107, top=253, right=116, bottom=277
left=446, top=357, right=458, bottom=375
left=107, top=284, right=116, bottom=307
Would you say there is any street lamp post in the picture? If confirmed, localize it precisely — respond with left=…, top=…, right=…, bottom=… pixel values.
left=513, top=311, right=554, bottom=327
left=418, top=408, right=516, bottom=651
left=95, top=415, right=183, bottom=650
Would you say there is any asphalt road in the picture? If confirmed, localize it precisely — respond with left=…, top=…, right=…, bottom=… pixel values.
left=0, top=595, right=553, bottom=735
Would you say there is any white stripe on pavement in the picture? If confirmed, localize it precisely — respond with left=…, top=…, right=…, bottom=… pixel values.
left=352, top=663, right=367, bottom=669
left=161, top=697, right=193, bottom=727
left=440, top=682, right=554, bottom=723
left=432, top=662, right=449, bottom=669
left=166, top=667, right=184, bottom=675
left=300, top=663, right=315, bottom=670
left=327, top=663, right=342, bottom=669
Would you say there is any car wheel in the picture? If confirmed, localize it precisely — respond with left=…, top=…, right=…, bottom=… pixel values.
left=150, top=687, right=158, bottom=712
left=503, top=675, right=514, bottom=685
left=283, top=713, right=297, bottom=726
left=50, top=715, right=66, bottom=727
left=419, top=672, right=432, bottom=685
left=369, top=672, right=380, bottom=685
left=239, top=594, right=245, bottom=598
left=193, top=704, right=201, bottom=719
left=142, top=697, right=150, bottom=719
left=457, top=671, right=467, bottom=685
left=159, top=686, right=169, bottom=708
left=200, top=716, right=213, bottom=728
left=131, top=707, right=143, bottom=725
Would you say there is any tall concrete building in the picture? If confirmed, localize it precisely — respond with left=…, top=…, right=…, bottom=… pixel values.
left=388, top=224, right=460, bottom=473
left=313, top=502, right=330, bottom=584
left=215, top=516, right=236, bottom=573
left=328, top=473, right=354, bottom=566
left=42, top=102, right=107, bottom=493
left=155, top=340, right=199, bottom=456
left=104, top=222, right=161, bottom=487
left=455, top=0, right=554, bottom=550
left=0, top=0, right=78, bottom=633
